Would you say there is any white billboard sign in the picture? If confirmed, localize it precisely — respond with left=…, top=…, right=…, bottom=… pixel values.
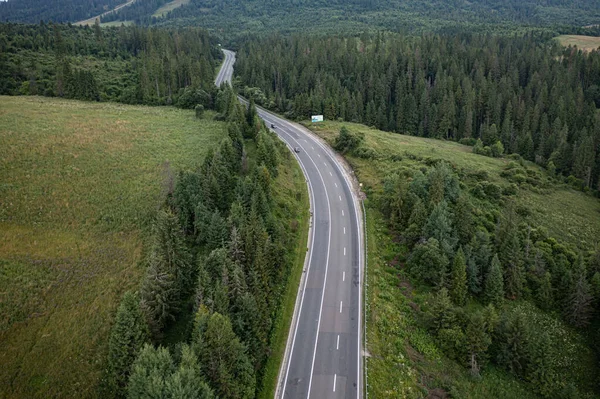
left=311, top=115, right=324, bottom=122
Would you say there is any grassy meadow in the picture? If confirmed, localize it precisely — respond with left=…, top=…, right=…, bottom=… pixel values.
left=556, top=35, right=600, bottom=52
left=152, top=0, right=190, bottom=18
left=0, top=96, right=227, bottom=398
left=303, top=120, right=600, bottom=397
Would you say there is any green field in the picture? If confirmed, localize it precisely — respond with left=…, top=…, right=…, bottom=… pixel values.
left=152, top=0, right=190, bottom=18
left=304, top=120, right=600, bottom=397
left=0, top=96, right=227, bottom=398
left=557, top=35, right=600, bottom=52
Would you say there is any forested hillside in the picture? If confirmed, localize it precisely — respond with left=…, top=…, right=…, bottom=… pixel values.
left=0, top=23, right=219, bottom=106
left=157, top=0, right=600, bottom=39
left=6, top=0, right=598, bottom=38
left=236, top=33, right=600, bottom=192
left=0, top=0, right=127, bottom=23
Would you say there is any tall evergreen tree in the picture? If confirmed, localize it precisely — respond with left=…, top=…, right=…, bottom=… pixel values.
left=567, top=255, right=593, bottom=328
left=450, top=247, right=468, bottom=305
left=485, top=254, right=504, bottom=306
left=105, top=292, right=149, bottom=399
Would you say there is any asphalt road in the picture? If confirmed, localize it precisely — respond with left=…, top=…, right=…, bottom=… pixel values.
left=214, top=49, right=236, bottom=87
left=216, top=49, right=363, bottom=399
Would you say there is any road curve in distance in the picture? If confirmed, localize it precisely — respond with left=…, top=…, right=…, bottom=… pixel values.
left=215, top=49, right=364, bottom=399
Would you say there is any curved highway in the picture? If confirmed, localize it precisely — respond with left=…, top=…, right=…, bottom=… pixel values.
left=216, top=49, right=363, bottom=399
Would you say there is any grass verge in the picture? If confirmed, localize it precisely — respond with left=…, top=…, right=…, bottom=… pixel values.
left=257, top=148, right=310, bottom=399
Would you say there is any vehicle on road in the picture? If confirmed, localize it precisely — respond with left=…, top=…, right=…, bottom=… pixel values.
left=294, top=147, right=301, bottom=153
left=271, top=123, right=276, bottom=129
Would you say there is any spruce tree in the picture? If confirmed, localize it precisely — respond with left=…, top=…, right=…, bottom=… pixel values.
left=127, top=345, right=174, bottom=398
left=165, top=346, right=214, bottom=399
left=567, top=255, right=593, bottom=328
left=105, top=292, right=149, bottom=398
left=504, top=234, right=524, bottom=299
left=536, top=272, right=554, bottom=311
left=485, top=254, right=504, bottom=306
left=466, top=311, right=492, bottom=376
left=450, top=247, right=468, bottom=305
left=193, top=312, right=256, bottom=399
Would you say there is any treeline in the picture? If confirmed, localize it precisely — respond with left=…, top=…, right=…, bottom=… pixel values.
left=236, top=33, right=600, bottom=191
left=0, top=0, right=126, bottom=23
left=101, top=0, right=171, bottom=25
left=0, top=22, right=218, bottom=105
left=103, top=86, right=298, bottom=398
left=369, top=142, right=600, bottom=396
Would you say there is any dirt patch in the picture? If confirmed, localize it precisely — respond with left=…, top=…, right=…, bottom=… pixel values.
left=406, top=344, right=424, bottom=363
left=427, top=388, right=448, bottom=399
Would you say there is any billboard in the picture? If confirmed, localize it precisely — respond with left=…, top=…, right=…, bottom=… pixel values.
left=311, top=115, right=324, bottom=122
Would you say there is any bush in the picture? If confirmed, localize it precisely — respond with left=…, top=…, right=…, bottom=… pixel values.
left=490, top=141, right=504, bottom=157
left=333, top=126, right=364, bottom=154
left=354, top=146, right=377, bottom=159
left=177, top=87, right=211, bottom=109
left=195, top=104, right=204, bottom=119
left=459, top=137, right=477, bottom=146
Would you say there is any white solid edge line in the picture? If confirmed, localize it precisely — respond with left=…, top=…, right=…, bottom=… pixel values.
left=279, top=116, right=364, bottom=399
left=250, top=100, right=363, bottom=399
left=262, top=111, right=334, bottom=399
left=261, top=124, right=319, bottom=398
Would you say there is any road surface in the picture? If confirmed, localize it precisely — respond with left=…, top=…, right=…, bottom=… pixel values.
left=216, top=49, right=363, bottom=399
left=214, top=49, right=236, bottom=87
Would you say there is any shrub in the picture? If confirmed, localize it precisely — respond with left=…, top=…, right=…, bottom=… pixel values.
left=459, top=137, right=477, bottom=146
left=177, top=87, right=211, bottom=109
left=195, top=104, right=204, bottom=119
left=490, top=141, right=504, bottom=157
left=333, top=126, right=364, bottom=154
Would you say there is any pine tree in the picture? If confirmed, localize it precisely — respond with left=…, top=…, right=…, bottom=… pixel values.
left=450, top=247, right=468, bottom=305
left=536, top=272, right=553, bottom=311
left=165, top=346, right=214, bottom=399
left=496, top=309, right=530, bottom=376
left=466, top=311, right=492, bottom=376
left=127, top=344, right=174, bottom=398
left=427, top=287, right=456, bottom=332
left=423, top=200, right=457, bottom=257
left=193, top=312, right=256, bottom=399
left=105, top=292, right=149, bottom=398
left=567, top=255, right=593, bottom=328
left=485, top=254, right=504, bottom=306
left=504, top=234, right=524, bottom=299
left=140, top=258, right=179, bottom=337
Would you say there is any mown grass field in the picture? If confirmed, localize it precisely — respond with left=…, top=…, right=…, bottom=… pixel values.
left=556, top=35, right=600, bottom=52
left=0, top=96, right=227, bottom=398
left=153, top=0, right=190, bottom=18
left=304, top=120, right=600, bottom=397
